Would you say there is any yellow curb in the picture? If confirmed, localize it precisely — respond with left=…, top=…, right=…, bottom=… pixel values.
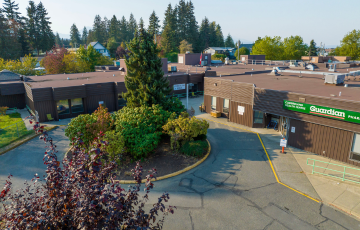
left=0, top=126, right=58, bottom=156
left=201, top=117, right=321, bottom=203
left=116, top=139, right=211, bottom=184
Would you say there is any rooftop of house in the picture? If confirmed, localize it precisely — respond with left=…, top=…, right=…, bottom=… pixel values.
left=25, top=71, right=191, bottom=89
left=216, top=71, right=360, bottom=102
left=0, top=70, right=21, bottom=82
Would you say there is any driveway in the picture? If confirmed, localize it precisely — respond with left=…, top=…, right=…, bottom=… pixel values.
left=0, top=126, right=69, bottom=192
left=146, top=120, right=360, bottom=230
left=1, top=120, right=359, bottom=229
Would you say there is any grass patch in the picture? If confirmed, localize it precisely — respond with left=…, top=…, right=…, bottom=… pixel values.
left=0, top=113, right=34, bottom=148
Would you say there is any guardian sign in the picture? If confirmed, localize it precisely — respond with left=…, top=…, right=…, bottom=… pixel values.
left=283, top=100, right=360, bottom=124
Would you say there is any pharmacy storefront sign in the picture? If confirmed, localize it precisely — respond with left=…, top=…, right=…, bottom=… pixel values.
left=283, top=100, right=360, bottom=124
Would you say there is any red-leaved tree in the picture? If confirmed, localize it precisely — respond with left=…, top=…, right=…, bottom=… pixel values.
left=0, top=118, right=175, bottom=229
left=41, top=46, right=68, bottom=74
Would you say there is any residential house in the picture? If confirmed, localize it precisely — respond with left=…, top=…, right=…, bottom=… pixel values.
left=88, top=41, right=110, bottom=57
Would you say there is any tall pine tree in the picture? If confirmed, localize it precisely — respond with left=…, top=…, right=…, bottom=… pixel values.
left=2, top=0, right=21, bottom=21
left=127, top=13, right=137, bottom=41
left=55, top=32, right=62, bottom=46
left=148, top=11, right=160, bottom=40
left=26, top=1, right=38, bottom=54
left=37, top=2, right=54, bottom=54
left=93, top=15, right=104, bottom=43
left=161, top=4, right=177, bottom=53
left=225, top=34, right=235, bottom=48
left=123, top=23, right=171, bottom=108
left=309, top=39, right=317, bottom=56
left=81, top=27, right=88, bottom=45
left=198, top=17, right=210, bottom=51
left=215, top=24, right=224, bottom=47
left=209, top=21, right=217, bottom=47
left=185, top=1, right=198, bottom=52
left=119, top=16, right=128, bottom=43
left=109, top=15, right=120, bottom=41
left=70, top=23, right=81, bottom=47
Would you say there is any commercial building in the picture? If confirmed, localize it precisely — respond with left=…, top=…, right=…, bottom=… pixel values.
left=177, top=53, right=211, bottom=66
left=203, top=65, right=360, bottom=166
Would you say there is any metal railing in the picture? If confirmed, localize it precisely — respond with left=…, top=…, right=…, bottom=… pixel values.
left=307, top=158, right=360, bottom=184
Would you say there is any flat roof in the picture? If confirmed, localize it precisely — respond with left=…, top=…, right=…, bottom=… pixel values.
left=26, top=71, right=191, bottom=89
left=216, top=72, right=360, bottom=102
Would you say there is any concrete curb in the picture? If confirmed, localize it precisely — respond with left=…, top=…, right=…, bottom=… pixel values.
left=0, top=126, right=58, bottom=156
left=116, top=139, right=211, bottom=184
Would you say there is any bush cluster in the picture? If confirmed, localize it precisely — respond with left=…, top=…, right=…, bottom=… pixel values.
left=180, top=140, right=208, bottom=157
left=163, top=115, right=209, bottom=150
left=211, top=53, right=227, bottom=62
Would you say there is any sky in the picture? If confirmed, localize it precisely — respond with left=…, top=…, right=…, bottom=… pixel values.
left=12, top=0, right=360, bottom=47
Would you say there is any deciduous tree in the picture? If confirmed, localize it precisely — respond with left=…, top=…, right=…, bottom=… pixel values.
left=179, top=39, right=193, bottom=53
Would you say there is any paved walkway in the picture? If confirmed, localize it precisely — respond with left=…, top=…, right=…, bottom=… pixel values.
left=0, top=126, right=69, bottom=192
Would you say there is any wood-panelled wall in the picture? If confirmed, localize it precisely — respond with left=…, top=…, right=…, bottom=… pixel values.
left=288, top=119, right=359, bottom=167
left=254, top=88, right=360, bottom=133
left=86, top=93, right=116, bottom=114
left=229, top=101, right=253, bottom=127
left=0, top=94, right=25, bottom=109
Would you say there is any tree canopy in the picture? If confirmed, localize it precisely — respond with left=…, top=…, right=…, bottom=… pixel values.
left=333, top=30, right=360, bottom=60
left=123, top=23, right=171, bottom=108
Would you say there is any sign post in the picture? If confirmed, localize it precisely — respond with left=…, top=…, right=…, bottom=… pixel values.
left=280, top=138, right=287, bottom=153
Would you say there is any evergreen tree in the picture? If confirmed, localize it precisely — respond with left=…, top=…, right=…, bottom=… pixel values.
left=209, top=21, right=217, bottom=46
left=185, top=1, right=198, bottom=52
left=55, top=32, right=62, bottom=46
left=37, top=2, right=54, bottom=54
left=81, top=27, right=88, bottom=45
left=127, top=13, right=137, bottom=41
left=87, top=29, right=94, bottom=44
left=26, top=1, right=38, bottom=54
left=309, top=39, right=317, bottom=56
left=109, top=15, right=119, bottom=41
left=161, top=4, right=177, bottom=53
left=123, top=23, right=171, bottom=108
left=2, top=0, right=21, bottom=21
left=225, top=34, right=235, bottom=48
left=176, top=0, right=187, bottom=41
left=102, top=16, right=109, bottom=44
left=148, top=11, right=160, bottom=40
left=70, top=23, right=81, bottom=47
left=198, top=17, right=210, bottom=51
left=119, top=16, right=128, bottom=42
left=138, top=17, right=144, bottom=30
left=93, top=15, right=104, bottom=43
left=215, top=24, right=224, bottom=47
left=18, top=28, right=30, bottom=56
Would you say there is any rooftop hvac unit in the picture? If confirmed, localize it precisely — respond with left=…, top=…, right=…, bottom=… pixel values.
left=168, top=66, right=177, bottom=72
left=201, top=61, right=207, bottom=66
left=324, top=75, right=345, bottom=85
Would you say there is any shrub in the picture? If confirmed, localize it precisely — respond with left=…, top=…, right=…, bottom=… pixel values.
left=65, top=105, right=114, bottom=149
left=0, top=120, right=175, bottom=229
left=0, top=106, right=8, bottom=115
left=165, top=52, right=178, bottom=63
left=180, top=140, right=208, bottom=157
left=211, top=53, right=227, bottom=62
left=114, top=104, right=175, bottom=158
left=104, top=130, right=125, bottom=164
left=163, top=96, right=186, bottom=116
left=163, top=116, right=209, bottom=150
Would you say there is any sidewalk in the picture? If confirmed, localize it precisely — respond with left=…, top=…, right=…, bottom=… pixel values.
left=196, top=113, right=360, bottom=220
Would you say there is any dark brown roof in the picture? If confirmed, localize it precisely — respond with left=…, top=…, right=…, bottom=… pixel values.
left=26, top=71, right=190, bottom=89
left=217, top=72, right=360, bottom=102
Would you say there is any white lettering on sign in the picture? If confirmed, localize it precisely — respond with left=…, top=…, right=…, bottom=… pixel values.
left=280, top=139, right=287, bottom=147
left=238, top=106, right=245, bottom=115
left=291, top=127, right=295, bottom=133
left=173, top=84, right=186, bottom=91
left=309, top=106, right=345, bottom=118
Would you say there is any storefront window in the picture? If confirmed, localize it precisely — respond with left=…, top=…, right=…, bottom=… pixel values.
left=211, top=96, right=216, bottom=110
left=253, top=111, right=264, bottom=124
left=71, top=98, right=84, bottom=113
left=223, top=99, right=229, bottom=113
left=350, top=134, right=360, bottom=161
left=118, top=94, right=126, bottom=107
left=57, top=100, right=70, bottom=115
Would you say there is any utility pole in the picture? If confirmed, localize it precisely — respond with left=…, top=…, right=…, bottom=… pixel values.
left=238, top=39, right=241, bottom=61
